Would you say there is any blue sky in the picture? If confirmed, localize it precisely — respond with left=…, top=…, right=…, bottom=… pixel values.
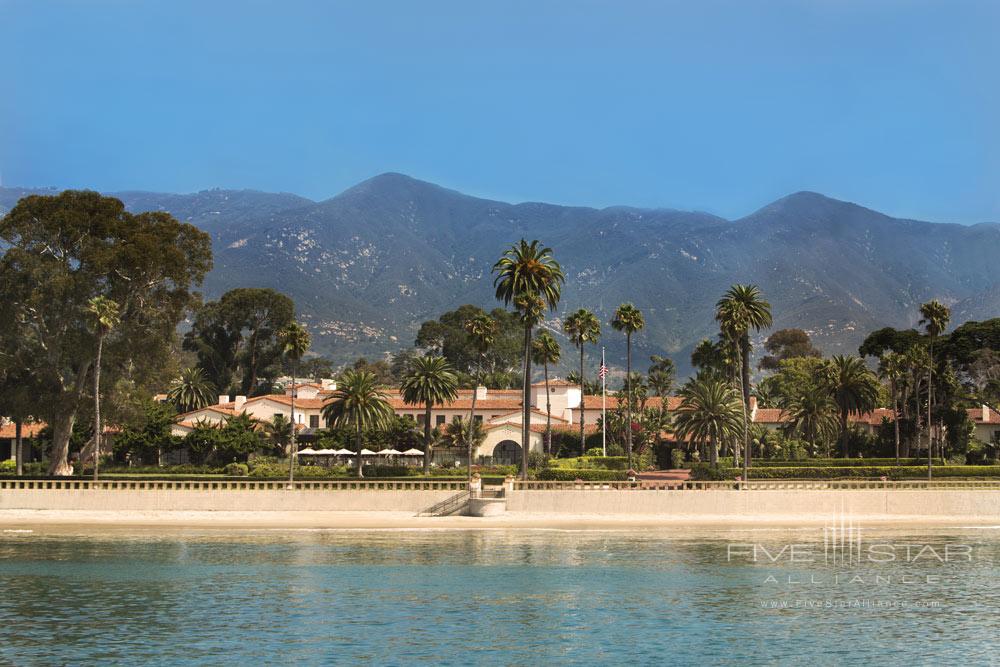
left=2, top=0, right=997, bottom=223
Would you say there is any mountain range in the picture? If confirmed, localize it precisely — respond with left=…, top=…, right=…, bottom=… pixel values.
left=3, top=174, right=999, bottom=376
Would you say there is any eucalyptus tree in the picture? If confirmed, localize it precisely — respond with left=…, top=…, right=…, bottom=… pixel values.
left=919, top=300, right=951, bottom=477
left=401, top=355, right=460, bottom=474
left=322, top=369, right=394, bottom=478
left=878, top=351, right=906, bottom=466
left=84, top=296, right=120, bottom=480
left=0, top=191, right=212, bottom=475
left=825, top=355, right=879, bottom=458
left=532, top=330, right=561, bottom=455
left=611, top=303, right=645, bottom=470
left=278, top=322, right=311, bottom=482
left=563, top=309, right=601, bottom=455
left=492, top=239, right=564, bottom=479
left=167, top=367, right=217, bottom=413
left=464, top=313, right=499, bottom=475
left=672, top=376, right=744, bottom=467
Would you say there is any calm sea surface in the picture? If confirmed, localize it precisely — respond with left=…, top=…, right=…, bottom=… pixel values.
left=0, top=526, right=998, bottom=665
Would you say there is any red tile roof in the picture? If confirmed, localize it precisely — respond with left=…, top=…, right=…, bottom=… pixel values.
left=0, top=422, right=46, bottom=439
left=969, top=406, right=1000, bottom=424
left=581, top=396, right=683, bottom=411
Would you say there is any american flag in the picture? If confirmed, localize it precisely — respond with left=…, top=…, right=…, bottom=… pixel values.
left=598, top=362, right=608, bottom=380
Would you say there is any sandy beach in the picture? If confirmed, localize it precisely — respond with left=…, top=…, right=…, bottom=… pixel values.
left=1, top=509, right=998, bottom=530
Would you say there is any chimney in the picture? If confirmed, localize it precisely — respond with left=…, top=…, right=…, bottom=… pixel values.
left=984, top=405, right=991, bottom=422
left=322, top=378, right=337, bottom=390
left=476, top=386, right=488, bottom=401
left=218, top=394, right=230, bottom=406
left=234, top=396, right=247, bottom=411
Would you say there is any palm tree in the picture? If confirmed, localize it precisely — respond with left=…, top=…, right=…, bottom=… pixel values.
left=563, top=309, right=601, bottom=455
left=401, top=355, right=459, bottom=474
left=878, top=352, right=905, bottom=466
left=264, top=414, right=293, bottom=456
left=168, top=367, right=216, bottom=412
left=532, top=330, right=561, bottom=455
left=441, top=415, right=487, bottom=454
left=464, top=313, right=498, bottom=476
left=825, top=355, right=879, bottom=458
left=612, top=303, right=645, bottom=470
left=322, top=369, right=394, bottom=478
left=672, top=377, right=744, bottom=467
left=86, top=296, right=120, bottom=481
left=716, top=284, right=772, bottom=478
left=278, top=322, right=311, bottom=482
left=780, top=386, right=839, bottom=453
left=919, top=300, right=951, bottom=478
left=647, top=355, right=675, bottom=402
left=492, top=239, right=564, bottom=479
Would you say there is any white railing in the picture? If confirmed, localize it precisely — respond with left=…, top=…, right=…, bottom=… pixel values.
left=0, top=479, right=468, bottom=491
left=514, top=479, right=1000, bottom=491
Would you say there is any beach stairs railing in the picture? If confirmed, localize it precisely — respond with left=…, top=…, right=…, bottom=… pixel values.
left=417, top=490, right=471, bottom=517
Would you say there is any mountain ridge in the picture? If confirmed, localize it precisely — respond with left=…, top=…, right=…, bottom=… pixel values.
left=2, top=175, right=998, bottom=374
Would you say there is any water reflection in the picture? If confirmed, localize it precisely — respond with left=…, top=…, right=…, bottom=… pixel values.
left=0, top=527, right=997, bottom=664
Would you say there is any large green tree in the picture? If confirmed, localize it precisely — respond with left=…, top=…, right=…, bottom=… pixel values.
left=400, top=355, right=460, bottom=474
left=672, top=376, right=744, bottom=467
left=612, top=303, right=645, bottom=470
left=493, top=239, right=564, bottom=479
left=759, top=328, right=821, bottom=370
left=825, top=355, right=879, bottom=457
left=415, top=305, right=522, bottom=379
left=183, top=288, right=294, bottom=396
left=323, top=369, right=394, bottom=478
left=0, top=191, right=212, bottom=475
left=167, top=367, right=216, bottom=413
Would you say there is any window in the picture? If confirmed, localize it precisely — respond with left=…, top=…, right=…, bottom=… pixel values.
left=417, top=414, right=426, bottom=426
left=309, top=415, right=319, bottom=428
left=474, top=415, right=483, bottom=423
left=436, top=415, right=446, bottom=426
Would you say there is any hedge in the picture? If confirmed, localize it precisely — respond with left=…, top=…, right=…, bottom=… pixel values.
left=689, top=464, right=1000, bottom=481
left=535, top=468, right=628, bottom=481
left=752, top=458, right=927, bottom=468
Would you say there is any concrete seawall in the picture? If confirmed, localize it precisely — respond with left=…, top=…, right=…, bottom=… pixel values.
left=506, top=489, right=1000, bottom=519
left=0, top=488, right=460, bottom=512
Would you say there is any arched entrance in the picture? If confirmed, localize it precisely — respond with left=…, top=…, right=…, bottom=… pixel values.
left=492, top=440, right=522, bottom=465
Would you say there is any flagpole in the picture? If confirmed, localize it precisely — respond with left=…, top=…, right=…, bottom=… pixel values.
left=601, top=347, right=607, bottom=457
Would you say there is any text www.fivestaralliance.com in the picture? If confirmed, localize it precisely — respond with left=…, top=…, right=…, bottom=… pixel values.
left=758, top=599, right=943, bottom=609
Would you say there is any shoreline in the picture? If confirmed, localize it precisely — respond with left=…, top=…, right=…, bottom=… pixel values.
left=2, top=509, right=999, bottom=531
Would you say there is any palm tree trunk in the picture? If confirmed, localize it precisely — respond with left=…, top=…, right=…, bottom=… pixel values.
left=356, top=424, right=364, bottom=478
left=578, top=344, right=586, bottom=456
left=467, top=357, right=481, bottom=483
left=521, top=322, right=532, bottom=481
left=423, top=402, right=432, bottom=474
left=626, top=333, right=633, bottom=471
left=927, top=345, right=933, bottom=480
left=543, top=360, right=551, bottom=456
left=288, top=364, right=297, bottom=483
left=14, top=418, right=23, bottom=477
left=710, top=435, right=718, bottom=467
left=840, top=408, right=849, bottom=458
left=892, top=379, right=900, bottom=467
left=740, top=334, right=752, bottom=471
left=93, top=334, right=103, bottom=482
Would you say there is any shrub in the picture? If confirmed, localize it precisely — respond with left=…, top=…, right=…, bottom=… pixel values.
left=689, top=465, right=1000, bottom=480
left=223, top=463, right=249, bottom=477
left=585, top=447, right=604, bottom=457
left=0, top=459, right=15, bottom=474
left=535, top=468, right=628, bottom=481
left=670, top=449, right=686, bottom=469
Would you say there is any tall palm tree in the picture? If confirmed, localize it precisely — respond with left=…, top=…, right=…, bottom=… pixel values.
left=492, top=239, right=564, bottom=479
left=612, top=303, right=645, bottom=470
left=825, top=355, right=879, bottom=458
left=563, top=309, right=601, bottom=455
left=716, top=284, right=772, bottom=478
left=86, top=296, right=120, bottom=481
left=647, top=355, right=675, bottom=402
left=463, top=313, right=498, bottom=477
left=264, top=414, right=293, bottom=456
left=168, top=367, right=216, bottom=413
left=278, top=322, right=311, bottom=482
left=441, top=415, right=487, bottom=454
left=780, top=386, right=839, bottom=454
left=322, top=369, right=394, bottom=478
left=878, top=351, right=905, bottom=466
left=401, top=355, right=459, bottom=474
left=532, top=329, right=561, bottom=455
left=672, top=376, right=744, bottom=467
left=919, top=300, right=951, bottom=479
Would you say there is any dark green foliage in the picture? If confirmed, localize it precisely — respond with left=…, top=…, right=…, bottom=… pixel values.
left=415, top=305, right=523, bottom=378
left=535, top=468, right=628, bottom=481
left=760, top=328, right=822, bottom=370
left=691, top=465, right=1000, bottom=480
left=223, top=463, right=249, bottom=477
left=114, top=400, right=182, bottom=464
left=858, top=327, right=924, bottom=358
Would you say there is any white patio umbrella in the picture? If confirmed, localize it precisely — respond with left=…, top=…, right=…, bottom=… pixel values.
left=376, top=448, right=402, bottom=456
left=401, top=448, right=424, bottom=456
left=333, top=448, right=355, bottom=456
left=297, top=447, right=318, bottom=455
left=313, top=448, right=337, bottom=455
left=359, top=448, right=378, bottom=456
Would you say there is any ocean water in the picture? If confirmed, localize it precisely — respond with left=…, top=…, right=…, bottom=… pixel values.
left=0, top=526, right=998, bottom=665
